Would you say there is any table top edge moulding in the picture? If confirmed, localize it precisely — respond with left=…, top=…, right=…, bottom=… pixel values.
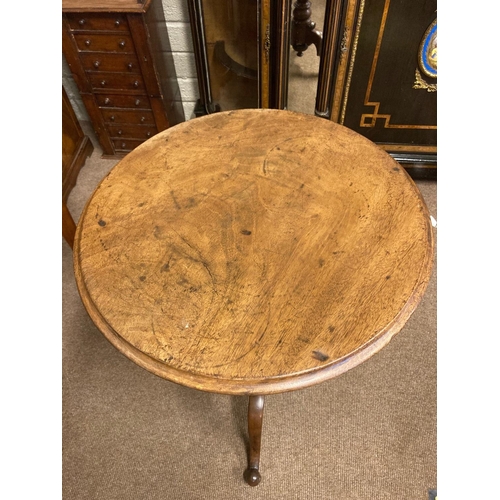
left=73, top=109, right=434, bottom=396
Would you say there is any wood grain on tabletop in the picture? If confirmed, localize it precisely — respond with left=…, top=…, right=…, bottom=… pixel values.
left=74, top=109, right=434, bottom=395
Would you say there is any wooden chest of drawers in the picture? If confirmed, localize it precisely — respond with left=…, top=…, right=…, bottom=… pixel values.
left=62, top=0, right=184, bottom=158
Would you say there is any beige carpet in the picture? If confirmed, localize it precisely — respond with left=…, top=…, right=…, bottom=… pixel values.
left=63, top=119, right=436, bottom=499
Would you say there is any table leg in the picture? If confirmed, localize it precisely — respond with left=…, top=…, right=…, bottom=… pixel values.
left=244, top=395, right=265, bottom=486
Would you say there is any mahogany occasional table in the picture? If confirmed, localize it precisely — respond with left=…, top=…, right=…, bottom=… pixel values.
left=74, top=109, right=434, bottom=486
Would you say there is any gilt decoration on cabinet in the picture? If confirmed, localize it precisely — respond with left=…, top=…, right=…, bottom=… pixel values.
left=323, top=0, right=437, bottom=168
left=414, top=18, right=437, bottom=92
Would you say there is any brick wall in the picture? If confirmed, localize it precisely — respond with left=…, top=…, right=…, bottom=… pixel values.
left=62, top=0, right=198, bottom=123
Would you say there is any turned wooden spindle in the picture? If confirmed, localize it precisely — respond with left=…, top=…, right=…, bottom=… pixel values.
left=244, top=395, right=265, bottom=486
left=291, top=0, right=323, bottom=56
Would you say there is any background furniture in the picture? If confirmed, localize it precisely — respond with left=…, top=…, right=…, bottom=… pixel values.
left=63, top=0, right=185, bottom=158
left=188, top=0, right=436, bottom=178
left=73, top=109, right=434, bottom=486
left=188, top=0, right=291, bottom=115
left=318, top=0, right=437, bottom=177
left=62, top=86, right=93, bottom=248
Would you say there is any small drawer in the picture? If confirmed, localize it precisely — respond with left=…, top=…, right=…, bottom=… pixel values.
left=96, top=94, right=151, bottom=109
left=74, top=34, right=135, bottom=53
left=113, top=138, right=147, bottom=152
left=80, top=53, right=141, bottom=73
left=66, top=13, right=129, bottom=32
left=107, top=124, right=158, bottom=140
left=101, top=109, right=156, bottom=125
left=89, top=72, right=146, bottom=93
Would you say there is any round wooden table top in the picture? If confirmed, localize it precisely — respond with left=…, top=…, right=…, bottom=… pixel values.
left=74, top=109, right=434, bottom=395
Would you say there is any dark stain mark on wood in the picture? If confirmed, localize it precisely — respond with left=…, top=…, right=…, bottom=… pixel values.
left=186, top=197, right=197, bottom=208
left=139, top=276, right=146, bottom=281
left=312, top=350, right=329, bottom=362
left=170, top=190, right=181, bottom=210
left=300, top=183, right=305, bottom=189
left=392, top=167, right=400, bottom=172
left=241, top=229, right=252, bottom=235
left=98, top=219, right=106, bottom=227
left=161, top=262, right=170, bottom=272
left=138, top=202, right=145, bottom=207
left=386, top=275, right=391, bottom=279
left=319, top=258, right=325, bottom=267
left=328, top=325, right=335, bottom=332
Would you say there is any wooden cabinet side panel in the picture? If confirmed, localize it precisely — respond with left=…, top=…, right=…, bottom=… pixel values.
left=62, top=87, right=94, bottom=201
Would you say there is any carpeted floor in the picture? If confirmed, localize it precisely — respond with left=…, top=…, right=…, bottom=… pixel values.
left=63, top=4, right=436, bottom=495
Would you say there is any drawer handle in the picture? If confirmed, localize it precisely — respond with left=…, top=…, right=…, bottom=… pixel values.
left=121, top=143, right=126, bottom=148
left=140, top=116, right=146, bottom=123
left=118, top=130, right=123, bottom=135
left=104, top=98, right=111, bottom=105
left=146, top=132, right=152, bottom=138
left=100, top=80, right=106, bottom=87
left=135, top=99, right=141, bottom=106
left=78, top=19, right=86, bottom=26
left=127, top=63, right=133, bottom=70
left=133, top=81, right=139, bottom=88
left=115, top=20, right=121, bottom=27
left=110, top=115, right=115, bottom=121
left=85, top=39, right=91, bottom=47
left=93, top=60, right=101, bottom=68
left=119, top=40, right=126, bottom=48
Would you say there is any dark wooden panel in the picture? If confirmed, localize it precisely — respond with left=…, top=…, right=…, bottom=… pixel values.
left=340, top=0, right=437, bottom=149
left=62, top=86, right=94, bottom=248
